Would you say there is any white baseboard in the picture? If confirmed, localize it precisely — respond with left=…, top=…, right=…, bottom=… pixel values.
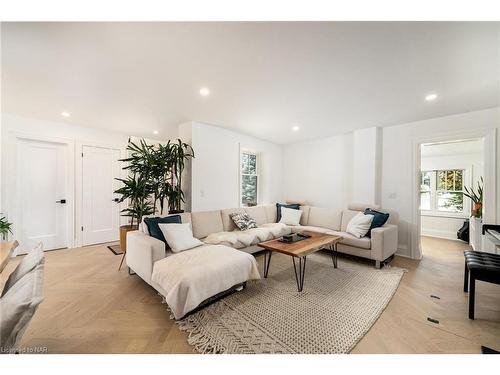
left=421, top=228, right=459, bottom=241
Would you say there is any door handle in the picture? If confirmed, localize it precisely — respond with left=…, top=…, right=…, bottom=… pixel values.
left=56, top=199, right=67, bottom=204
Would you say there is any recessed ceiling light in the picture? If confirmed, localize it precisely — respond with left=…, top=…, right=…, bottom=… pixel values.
left=425, top=93, right=438, bottom=101
left=292, top=125, right=300, bottom=132
left=199, top=87, right=210, bottom=96
left=61, top=111, right=70, bottom=117
left=153, top=130, right=159, bottom=135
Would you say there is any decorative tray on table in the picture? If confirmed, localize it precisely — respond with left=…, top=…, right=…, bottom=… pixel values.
left=278, top=233, right=312, bottom=244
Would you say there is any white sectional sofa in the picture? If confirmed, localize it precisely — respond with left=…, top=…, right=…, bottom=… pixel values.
left=127, top=202, right=398, bottom=280
left=126, top=202, right=398, bottom=318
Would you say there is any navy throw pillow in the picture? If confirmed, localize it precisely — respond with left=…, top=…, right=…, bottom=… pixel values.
left=363, top=208, right=389, bottom=238
left=144, top=215, right=182, bottom=243
left=276, top=203, right=300, bottom=222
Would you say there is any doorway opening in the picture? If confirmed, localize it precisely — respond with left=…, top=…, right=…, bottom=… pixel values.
left=418, top=138, right=484, bottom=257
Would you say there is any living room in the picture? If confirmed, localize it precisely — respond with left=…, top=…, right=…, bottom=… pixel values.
left=1, top=1, right=499, bottom=373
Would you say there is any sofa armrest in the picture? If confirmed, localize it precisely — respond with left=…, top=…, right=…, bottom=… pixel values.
left=126, top=230, right=166, bottom=285
left=370, top=224, right=398, bottom=262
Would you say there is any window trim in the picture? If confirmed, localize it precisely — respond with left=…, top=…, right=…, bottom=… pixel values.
left=239, top=149, right=259, bottom=207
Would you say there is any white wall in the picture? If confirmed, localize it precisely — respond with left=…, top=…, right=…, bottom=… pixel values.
left=187, top=122, right=284, bottom=211
left=381, top=107, right=499, bottom=258
left=282, top=133, right=353, bottom=208
left=420, top=141, right=484, bottom=240
left=352, top=127, right=382, bottom=205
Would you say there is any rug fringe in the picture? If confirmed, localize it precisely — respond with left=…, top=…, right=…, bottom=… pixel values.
left=176, top=315, right=226, bottom=354
left=158, top=292, right=227, bottom=354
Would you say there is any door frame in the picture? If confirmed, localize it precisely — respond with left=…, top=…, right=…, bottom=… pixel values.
left=75, top=140, right=127, bottom=247
left=5, top=131, right=75, bottom=253
left=411, top=127, right=496, bottom=259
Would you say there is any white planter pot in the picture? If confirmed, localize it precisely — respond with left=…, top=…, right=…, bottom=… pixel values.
left=469, top=217, right=482, bottom=251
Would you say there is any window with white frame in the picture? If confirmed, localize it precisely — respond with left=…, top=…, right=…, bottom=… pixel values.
left=240, top=151, right=258, bottom=206
left=420, top=169, right=466, bottom=215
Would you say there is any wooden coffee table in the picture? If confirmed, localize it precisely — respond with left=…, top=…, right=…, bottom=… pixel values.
left=258, top=231, right=343, bottom=292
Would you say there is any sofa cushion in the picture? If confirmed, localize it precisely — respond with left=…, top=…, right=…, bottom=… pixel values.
left=144, top=215, right=182, bottom=243
left=299, top=206, right=310, bottom=225
left=208, top=239, right=246, bottom=249
left=341, top=209, right=359, bottom=231
left=221, top=208, right=245, bottom=231
left=307, top=207, right=342, bottom=230
left=244, top=206, right=268, bottom=225
left=331, top=231, right=371, bottom=249
left=262, top=204, right=277, bottom=223
left=276, top=203, right=300, bottom=222
left=363, top=208, right=390, bottom=238
left=290, top=225, right=333, bottom=235
left=290, top=226, right=371, bottom=249
left=190, top=210, right=224, bottom=239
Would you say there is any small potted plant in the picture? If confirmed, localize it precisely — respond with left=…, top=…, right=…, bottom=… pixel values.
left=0, top=216, right=13, bottom=241
left=464, top=177, right=483, bottom=251
left=464, top=177, right=483, bottom=218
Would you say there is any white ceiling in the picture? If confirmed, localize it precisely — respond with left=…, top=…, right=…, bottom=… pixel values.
left=1, top=22, right=499, bottom=144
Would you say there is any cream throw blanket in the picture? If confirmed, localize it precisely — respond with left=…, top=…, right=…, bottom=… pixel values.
left=151, top=245, right=260, bottom=319
left=204, top=223, right=289, bottom=247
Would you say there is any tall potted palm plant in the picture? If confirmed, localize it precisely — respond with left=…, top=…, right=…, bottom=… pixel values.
left=114, top=138, right=194, bottom=250
left=165, top=139, right=195, bottom=214
left=114, top=140, right=155, bottom=251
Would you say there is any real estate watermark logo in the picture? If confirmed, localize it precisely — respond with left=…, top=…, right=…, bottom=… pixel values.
left=0, top=346, right=48, bottom=354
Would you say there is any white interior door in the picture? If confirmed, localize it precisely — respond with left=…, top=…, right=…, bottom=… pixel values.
left=16, top=138, right=69, bottom=253
left=82, top=145, right=121, bottom=246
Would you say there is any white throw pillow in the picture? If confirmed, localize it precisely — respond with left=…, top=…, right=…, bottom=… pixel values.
left=1, top=243, right=44, bottom=297
left=0, top=262, right=44, bottom=351
left=346, top=213, right=374, bottom=238
left=279, top=207, right=302, bottom=226
left=158, top=223, right=204, bottom=253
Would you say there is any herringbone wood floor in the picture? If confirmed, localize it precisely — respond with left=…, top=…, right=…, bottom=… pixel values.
left=1, top=236, right=499, bottom=353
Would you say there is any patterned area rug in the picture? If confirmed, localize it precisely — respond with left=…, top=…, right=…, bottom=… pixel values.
left=175, top=252, right=405, bottom=354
